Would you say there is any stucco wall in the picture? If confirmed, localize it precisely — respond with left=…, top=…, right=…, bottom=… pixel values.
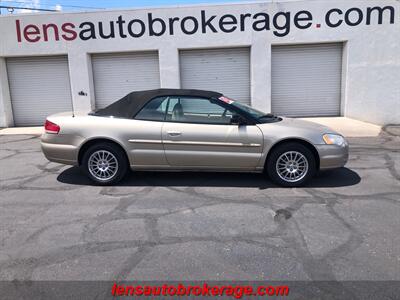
left=0, top=0, right=399, bottom=127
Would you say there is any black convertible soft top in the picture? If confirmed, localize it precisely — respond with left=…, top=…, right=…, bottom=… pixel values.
left=91, top=89, right=223, bottom=118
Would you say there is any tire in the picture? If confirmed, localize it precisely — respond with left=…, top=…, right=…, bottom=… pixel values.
left=266, top=142, right=316, bottom=187
left=82, top=142, right=128, bottom=185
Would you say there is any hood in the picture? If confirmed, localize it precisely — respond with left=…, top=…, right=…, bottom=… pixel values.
left=258, top=117, right=340, bottom=145
left=278, top=117, right=338, bottom=134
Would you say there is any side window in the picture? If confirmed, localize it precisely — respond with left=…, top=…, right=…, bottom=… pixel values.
left=134, top=97, right=168, bottom=121
left=166, top=97, right=236, bottom=124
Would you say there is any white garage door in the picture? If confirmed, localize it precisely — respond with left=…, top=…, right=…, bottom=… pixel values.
left=272, top=43, right=343, bottom=117
left=180, top=48, right=251, bottom=105
left=7, top=56, right=72, bottom=126
left=92, top=52, right=160, bottom=109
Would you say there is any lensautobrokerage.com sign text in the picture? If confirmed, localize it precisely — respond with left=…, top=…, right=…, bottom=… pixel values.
left=16, top=6, right=396, bottom=43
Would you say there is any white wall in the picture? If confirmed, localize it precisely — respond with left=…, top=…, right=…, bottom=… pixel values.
left=0, top=58, right=14, bottom=127
left=0, top=0, right=399, bottom=126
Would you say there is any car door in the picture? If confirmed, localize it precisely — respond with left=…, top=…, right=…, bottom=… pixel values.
left=162, top=96, right=263, bottom=169
left=127, top=96, right=169, bottom=168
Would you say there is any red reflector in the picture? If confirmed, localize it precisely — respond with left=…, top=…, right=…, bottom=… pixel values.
left=44, top=120, right=60, bottom=134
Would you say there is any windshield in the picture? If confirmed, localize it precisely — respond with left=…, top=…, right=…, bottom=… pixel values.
left=219, top=96, right=279, bottom=121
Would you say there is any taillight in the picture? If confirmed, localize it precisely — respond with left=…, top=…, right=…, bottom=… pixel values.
left=45, top=120, right=60, bottom=134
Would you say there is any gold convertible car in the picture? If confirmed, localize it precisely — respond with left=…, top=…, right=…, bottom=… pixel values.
left=41, top=89, right=349, bottom=186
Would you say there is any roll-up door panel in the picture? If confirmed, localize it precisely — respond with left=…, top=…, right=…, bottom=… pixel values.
left=180, top=48, right=251, bottom=105
left=7, top=56, right=72, bottom=126
left=92, top=52, right=160, bottom=109
left=272, top=43, right=342, bottom=117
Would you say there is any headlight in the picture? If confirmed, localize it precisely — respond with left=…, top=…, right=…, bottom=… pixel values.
left=323, top=134, right=346, bottom=146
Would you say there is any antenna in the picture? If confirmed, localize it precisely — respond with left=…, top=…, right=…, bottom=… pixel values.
left=71, top=96, right=75, bottom=118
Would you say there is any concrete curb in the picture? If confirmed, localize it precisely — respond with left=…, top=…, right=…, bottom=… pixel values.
left=0, top=126, right=43, bottom=136
left=299, top=117, right=382, bottom=137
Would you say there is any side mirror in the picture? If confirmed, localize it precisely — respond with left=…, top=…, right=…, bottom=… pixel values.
left=230, top=114, right=248, bottom=125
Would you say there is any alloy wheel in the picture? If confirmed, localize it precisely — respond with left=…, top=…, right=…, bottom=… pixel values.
left=275, top=151, right=309, bottom=183
left=88, top=150, right=119, bottom=181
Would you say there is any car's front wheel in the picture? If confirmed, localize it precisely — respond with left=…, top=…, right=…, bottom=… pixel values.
left=266, top=142, right=316, bottom=187
left=82, top=142, right=128, bottom=185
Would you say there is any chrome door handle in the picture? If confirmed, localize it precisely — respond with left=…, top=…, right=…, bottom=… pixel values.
left=167, top=131, right=182, bottom=137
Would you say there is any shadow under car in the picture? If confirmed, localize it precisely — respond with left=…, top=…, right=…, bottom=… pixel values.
left=57, top=167, right=361, bottom=189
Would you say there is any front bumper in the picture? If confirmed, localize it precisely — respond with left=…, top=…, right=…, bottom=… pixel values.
left=315, top=143, right=349, bottom=170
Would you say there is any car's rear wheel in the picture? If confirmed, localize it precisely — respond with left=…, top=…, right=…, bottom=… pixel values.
left=266, top=142, right=316, bottom=187
left=82, top=142, right=128, bottom=185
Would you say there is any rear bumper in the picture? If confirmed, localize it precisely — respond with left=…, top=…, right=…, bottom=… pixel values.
left=41, top=142, right=78, bottom=165
left=41, top=133, right=81, bottom=165
left=315, top=144, right=349, bottom=170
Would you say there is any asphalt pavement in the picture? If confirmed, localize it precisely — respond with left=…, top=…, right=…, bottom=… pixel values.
left=0, top=127, right=399, bottom=298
